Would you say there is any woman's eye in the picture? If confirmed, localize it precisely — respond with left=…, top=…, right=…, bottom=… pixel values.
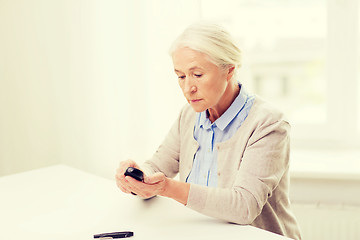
left=194, top=74, right=203, bottom=78
left=178, top=76, right=186, bottom=80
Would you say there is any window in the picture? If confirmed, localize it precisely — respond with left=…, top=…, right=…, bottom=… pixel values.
left=200, top=0, right=360, bottom=149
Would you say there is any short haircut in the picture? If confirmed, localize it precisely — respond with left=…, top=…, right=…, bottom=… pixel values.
left=169, top=22, right=242, bottom=79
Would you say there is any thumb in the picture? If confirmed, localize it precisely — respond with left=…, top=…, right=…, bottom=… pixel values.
left=144, top=172, right=165, bottom=184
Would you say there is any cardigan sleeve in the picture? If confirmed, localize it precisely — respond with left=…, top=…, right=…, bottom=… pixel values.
left=140, top=108, right=183, bottom=178
left=186, top=119, right=291, bottom=224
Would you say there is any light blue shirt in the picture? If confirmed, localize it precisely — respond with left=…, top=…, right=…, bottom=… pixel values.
left=186, top=84, right=255, bottom=187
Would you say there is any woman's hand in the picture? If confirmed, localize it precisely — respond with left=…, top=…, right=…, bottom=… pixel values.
left=124, top=172, right=168, bottom=199
left=115, top=160, right=190, bottom=205
left=115, top=160, right=167, bottom=198
left=115, top=159, right=142, bottom=195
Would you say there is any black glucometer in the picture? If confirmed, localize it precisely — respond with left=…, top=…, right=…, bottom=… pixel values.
left=124, top=167, right=144, bottom=182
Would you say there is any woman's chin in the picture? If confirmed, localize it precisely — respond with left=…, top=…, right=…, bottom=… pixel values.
left=189, top=103, right=206, bottom=113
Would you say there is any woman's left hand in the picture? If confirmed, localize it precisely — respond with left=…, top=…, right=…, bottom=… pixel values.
left=124, top=172, right=168, bottom=199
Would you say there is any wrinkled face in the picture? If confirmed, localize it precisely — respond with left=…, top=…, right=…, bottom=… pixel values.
left=172, top=47, right=230, bottom=113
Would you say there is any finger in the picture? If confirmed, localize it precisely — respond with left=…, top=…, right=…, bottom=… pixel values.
left=117, top=160, right=144, bottom=182
left=116, top=179, right=131, bottom=194
left=116, top=160, right=137, bottom=183
left=118, top=184, right=131, bottom=194
left=144, top=172, right=165, bottom=184
left=115, top=172, right=124, bottom=181
left=125, top=176, right=149, bottom=195
left=116, top=173, right=137, bottom=194
left=125, top=176, right=142, bottom=185
left=118, top=159, right=139, bottom=170
left=117, top=160, right=133, bottom=176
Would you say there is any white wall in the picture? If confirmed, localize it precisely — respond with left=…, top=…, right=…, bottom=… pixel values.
left=0, top=0, right=199, bottom=178
left=0, top=0, right=66, bottom=175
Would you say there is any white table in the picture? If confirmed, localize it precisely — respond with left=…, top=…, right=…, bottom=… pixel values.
left=0, top=165, right=291, bottom=240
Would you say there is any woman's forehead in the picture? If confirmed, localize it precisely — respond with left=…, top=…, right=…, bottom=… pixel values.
left=173, top=47, right=202, bottom=60
left=172, top=47, right=216, bottom=71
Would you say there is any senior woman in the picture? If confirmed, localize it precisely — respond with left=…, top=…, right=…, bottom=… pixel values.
left=115, top=23, right=302, bottom=240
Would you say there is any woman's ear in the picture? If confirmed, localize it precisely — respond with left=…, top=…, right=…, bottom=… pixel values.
left=226, top=65, right=235, bottom=81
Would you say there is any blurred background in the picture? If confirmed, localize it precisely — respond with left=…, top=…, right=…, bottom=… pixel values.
left=1, top=0, right=360, bottom=239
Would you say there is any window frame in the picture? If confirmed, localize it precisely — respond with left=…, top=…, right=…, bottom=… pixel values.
left=199, top=0, right=360, bottom=150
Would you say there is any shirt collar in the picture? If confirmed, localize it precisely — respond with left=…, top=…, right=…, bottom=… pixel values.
left=197, top=83, right=248, bottom=131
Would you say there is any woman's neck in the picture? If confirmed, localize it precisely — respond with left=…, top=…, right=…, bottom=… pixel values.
left=207, top=81, right=240, bottom=123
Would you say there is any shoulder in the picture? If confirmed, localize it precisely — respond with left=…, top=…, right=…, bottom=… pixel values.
left=242, top=96, right=291, bottom=140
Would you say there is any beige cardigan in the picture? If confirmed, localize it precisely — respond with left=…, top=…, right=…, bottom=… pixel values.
left=142, top=97, right=301, bottom=240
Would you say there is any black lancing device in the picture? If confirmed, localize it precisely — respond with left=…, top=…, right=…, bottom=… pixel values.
left=94, top=231, right=134, bottom=239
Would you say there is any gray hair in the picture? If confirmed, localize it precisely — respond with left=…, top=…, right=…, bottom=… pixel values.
left=169, top=22, right=242, bottom=80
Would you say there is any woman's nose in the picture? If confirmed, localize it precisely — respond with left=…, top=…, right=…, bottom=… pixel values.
left=183, top=78, right=197, bottom=94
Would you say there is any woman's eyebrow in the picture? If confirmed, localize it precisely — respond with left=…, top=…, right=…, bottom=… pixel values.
left=174, top=67, right=203, bottom=73
left=189, top=66, right=203, bottom=71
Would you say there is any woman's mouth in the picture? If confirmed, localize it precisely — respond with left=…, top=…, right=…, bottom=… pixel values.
left=190, top=99, right=202, bottom=103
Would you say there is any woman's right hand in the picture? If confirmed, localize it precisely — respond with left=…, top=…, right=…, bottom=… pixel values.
left=115, top=159, right=141, bottom=194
